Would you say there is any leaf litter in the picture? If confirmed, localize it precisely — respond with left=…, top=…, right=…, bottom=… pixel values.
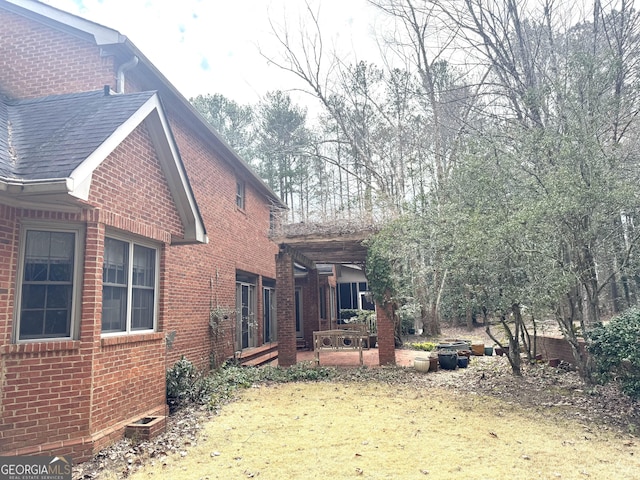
left=74, top=352, right=640, bottom=480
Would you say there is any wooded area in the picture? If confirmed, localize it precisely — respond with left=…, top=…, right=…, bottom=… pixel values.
left=191, top=0, right=640, bottom=378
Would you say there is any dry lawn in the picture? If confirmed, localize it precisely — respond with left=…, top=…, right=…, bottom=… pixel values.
left=128, top=382, right=639, bottom=480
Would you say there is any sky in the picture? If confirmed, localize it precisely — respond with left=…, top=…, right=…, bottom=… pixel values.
left=42, top=0, right=381, bottom=106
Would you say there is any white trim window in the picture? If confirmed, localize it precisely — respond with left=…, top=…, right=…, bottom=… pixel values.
left=17, top=226, right=83, bottom=341
left=102, top=236, right=158, bottom=334
left=236, top=180, right=245, bottom=210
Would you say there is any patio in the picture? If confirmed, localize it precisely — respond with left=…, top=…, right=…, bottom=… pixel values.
left=279, top=348, right=424, bottom=368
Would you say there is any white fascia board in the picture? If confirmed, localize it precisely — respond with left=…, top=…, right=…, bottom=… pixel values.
left=4, top=0, right=124, bottom=45
left=69, top=94, right=207, bottom=244
left=69, top=95, right=159, bottom=198
left=0, top=176, right=72, bottom=194
left=143, top=104, right=208, bottom=244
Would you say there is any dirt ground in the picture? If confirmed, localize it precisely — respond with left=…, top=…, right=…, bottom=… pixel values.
left=71, top=327, right=640, bottom=479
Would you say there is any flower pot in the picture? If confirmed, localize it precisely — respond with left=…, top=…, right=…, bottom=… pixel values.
left=495, top=347, right=503, bottom=356
left=439, top=339, right=470, bottom=352
left=429, top=356, right=439, bottom=372
left=471, top=343, right=485, bottom=356
left=457, top=356, right=469, bottom=368
left=484, top=346, right=493, bottom=356
left=438, top=351, right=458, bottom=370
left=414, top=357, right=430, bottom=373
left=549, top=358, right=560, bottom=368
left=535, top=353, right=543, bottom=362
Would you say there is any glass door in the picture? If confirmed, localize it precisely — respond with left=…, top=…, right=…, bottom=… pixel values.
left=236, top=282, right=256, bottom=350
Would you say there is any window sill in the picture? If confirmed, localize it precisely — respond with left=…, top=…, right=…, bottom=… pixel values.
left=101, top=332, right=164, bottom=347
left=1, top=340, right=80, bottom=356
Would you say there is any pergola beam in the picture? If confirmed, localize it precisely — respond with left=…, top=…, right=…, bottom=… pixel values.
left=278, top=243, right=316, bottom=270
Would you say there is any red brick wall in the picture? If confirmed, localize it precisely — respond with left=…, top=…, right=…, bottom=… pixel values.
left=86, top=127, right=182, bottom=448
left=0, top=9, right=115, bottom=98
left=88, top=124, right=184, bottom=238
left=163, top=118, right=278, bottom=368
left=0, top=208, right=92, bottom=459
left=0, top=130, right=184, bottom=459
left=0, top=205, right=17, bottom=346
left=0, top=4, right=280, bottom=459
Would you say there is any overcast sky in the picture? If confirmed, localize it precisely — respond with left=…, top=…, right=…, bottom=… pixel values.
left=42, top=0, right=381, bottom=106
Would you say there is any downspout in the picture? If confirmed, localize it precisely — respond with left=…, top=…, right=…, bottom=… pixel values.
left=116, top=56, right=139, bottom=94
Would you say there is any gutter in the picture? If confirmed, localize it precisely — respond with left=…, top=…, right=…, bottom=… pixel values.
left=0, top=176, right=72, bottom=194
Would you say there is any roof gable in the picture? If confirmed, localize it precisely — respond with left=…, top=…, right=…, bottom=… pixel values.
left=0, top=89, right=207, bottom=244
left=0, top=0, right=286, bottom=209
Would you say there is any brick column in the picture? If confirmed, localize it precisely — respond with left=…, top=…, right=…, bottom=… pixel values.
left=276, top=250, right=296, bottom=367
left=376, top=300, right=396, bottom=366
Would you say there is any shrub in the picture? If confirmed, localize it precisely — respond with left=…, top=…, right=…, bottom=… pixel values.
left=166, top=356, right=201, bottom=407
left=339, top=309, right=361, bottom=321
left=588, top=308, right=640, bottom=398
left=409, top=341, right=437, bottom=352
left=259, top=362, right=335, bottom=382
left=168, top=358, right=337, bottom=412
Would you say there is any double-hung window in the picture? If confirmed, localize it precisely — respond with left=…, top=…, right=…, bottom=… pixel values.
left=17, top=227, right=81, bottom=341
left=102, top=236, right=157, bottom=334
left=236, top=180, right=245, bottom=210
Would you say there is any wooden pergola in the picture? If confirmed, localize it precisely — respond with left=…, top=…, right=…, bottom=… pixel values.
left=271, top=228, right=396, bottom=367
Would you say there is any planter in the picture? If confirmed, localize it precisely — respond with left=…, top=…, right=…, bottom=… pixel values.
left=535, top=353, right=543, bottom=362
left=414, top=357, right=431, bottom=373
left=125, top=416, right=166, bottom=441
left=549, top=358, right=560, bottom=368
left=429, top=356, right=439, bottom=372
left=471, top=343, right=485, bottom=356
left=484, top=346, right=493, bottom=356
left=457, top=356, right=469, bottom=368
left=438, top=339, right=470, bottom=352
left=495, top=347, right=504, bottom=356
left=438, top=351, right=458, bottom=370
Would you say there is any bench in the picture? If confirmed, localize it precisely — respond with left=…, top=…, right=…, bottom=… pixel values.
left=313, top=329, right=368, bottom=366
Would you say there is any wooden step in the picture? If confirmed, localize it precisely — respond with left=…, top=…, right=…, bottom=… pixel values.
left=241, top=350, right=279, bottom=367
left=236, top=343, right=278, bottom=367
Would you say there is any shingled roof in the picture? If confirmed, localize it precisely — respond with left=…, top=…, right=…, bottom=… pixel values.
left=0, top=89, right=207, bottom=244
left=0, top=0, right=286, bottom=209
left=0, top=89, right=155, bottom=180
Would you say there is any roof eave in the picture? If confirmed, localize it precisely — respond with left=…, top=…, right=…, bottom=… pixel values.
left=2, top=0, right=125, bottom=45
left=69, top=94, right=208, bottom=245
left=0, top=176, right=72, bottom=194
left=113, top=38, right=287, bottom=209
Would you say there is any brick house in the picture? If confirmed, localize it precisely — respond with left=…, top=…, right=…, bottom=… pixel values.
left=0, top=0, right=285, bottom=460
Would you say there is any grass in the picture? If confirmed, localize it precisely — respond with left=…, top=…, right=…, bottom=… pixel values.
left=128, top=382, right=639, bottom=480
